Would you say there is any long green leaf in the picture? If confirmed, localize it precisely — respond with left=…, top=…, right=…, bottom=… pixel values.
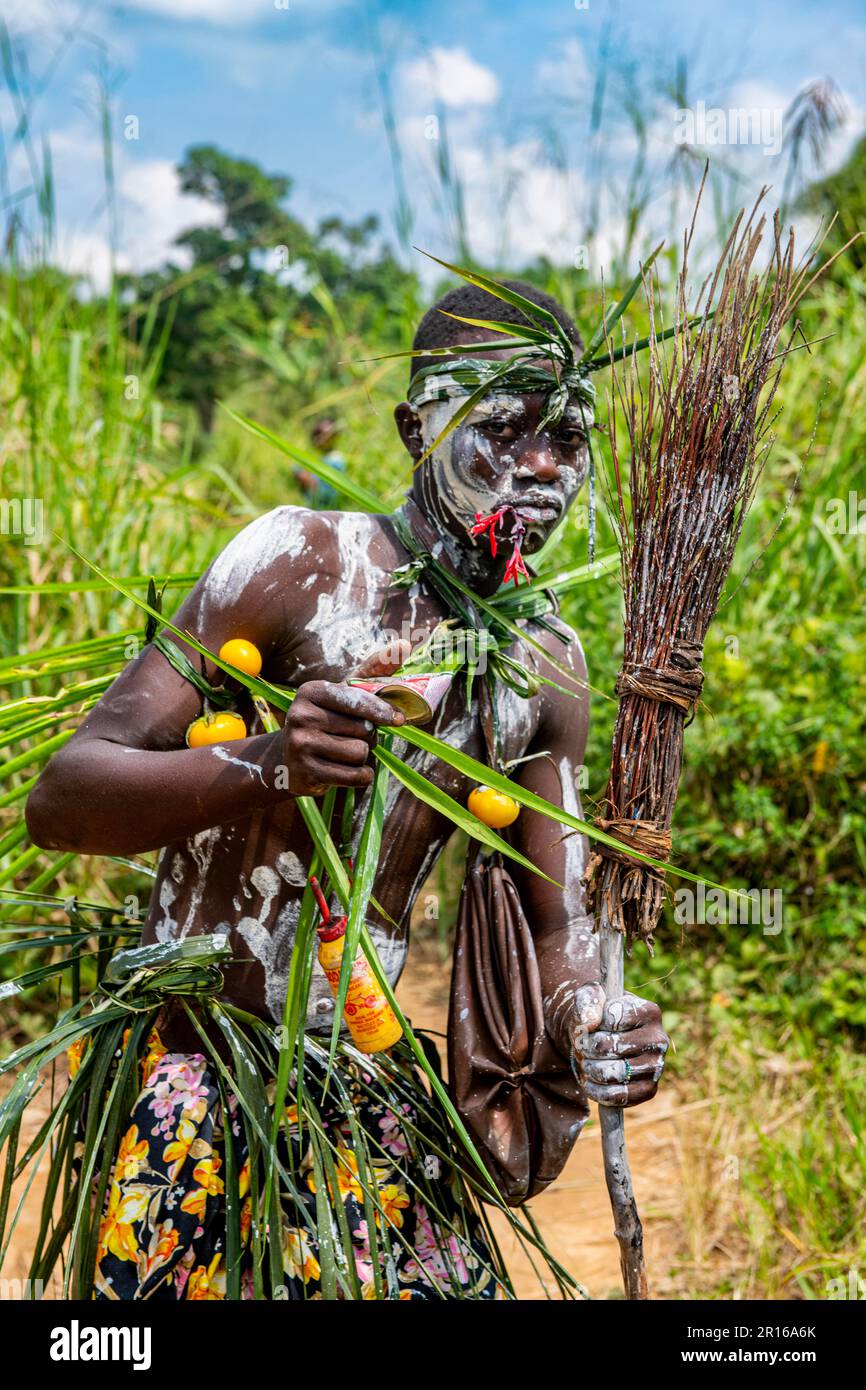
left=436, top=311, right=554, bottom=345
left=580, top=241, right=663, bottom=363
left=222, top=407, right=387, bottom=514
left=328, top=753, right=389, bottom=1066
left=374, top=743, right=559, bottom=885
left=0, top=575, right=196, bottom=597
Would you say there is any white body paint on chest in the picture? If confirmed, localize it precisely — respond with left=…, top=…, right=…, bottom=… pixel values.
left=276, top=851, right=307, bottom=887
left=155, top=878, right=178, bottom=943
left=178, top=827, right=222, bottom=940
left=154, top=851, right=184, bottom=942
left=236, top=867, right=294, bottom=1022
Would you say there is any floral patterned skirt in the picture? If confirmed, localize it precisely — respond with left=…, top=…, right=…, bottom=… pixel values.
left=92, top=1032, right=506, bottom=1301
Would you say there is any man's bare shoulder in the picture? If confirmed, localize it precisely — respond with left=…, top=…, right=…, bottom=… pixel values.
left=197, top=505, right=398, bottom=615
left=527, top=611, right=589, bottom=736
left=198, top=506, right=330, bottom=612
left=529, top=612, right=588, bottom=680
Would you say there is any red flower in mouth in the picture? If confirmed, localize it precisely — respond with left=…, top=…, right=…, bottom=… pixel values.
left=469, top=506, right=528, bottom=587
left=503, top=544, right=530, bottom=587
left=469, top=507, right=508, bottom=559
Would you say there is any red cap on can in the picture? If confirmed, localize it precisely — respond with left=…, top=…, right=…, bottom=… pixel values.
left=316, top=915, right=347, bottom=943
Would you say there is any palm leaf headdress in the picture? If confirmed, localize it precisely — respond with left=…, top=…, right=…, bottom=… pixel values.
left=373, top=244, right=685, bottom=564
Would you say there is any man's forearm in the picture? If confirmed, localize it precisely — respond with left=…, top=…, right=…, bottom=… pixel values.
left=26, top=732, right=290, bottom=856
left=534, top=917, right=599, bottom=1056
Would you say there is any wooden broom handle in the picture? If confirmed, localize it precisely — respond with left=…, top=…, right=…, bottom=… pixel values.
left=598, top=911, right=650, bottom=1300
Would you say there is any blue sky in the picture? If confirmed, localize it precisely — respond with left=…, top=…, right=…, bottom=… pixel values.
left=2, top=0, right=864, bottom=287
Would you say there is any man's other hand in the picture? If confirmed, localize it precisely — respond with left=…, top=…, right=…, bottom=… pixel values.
left=571, top=986, right=669, bottom=1108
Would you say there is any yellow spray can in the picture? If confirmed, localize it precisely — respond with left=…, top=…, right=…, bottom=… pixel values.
left=310, top=877, right=403, bottom=1054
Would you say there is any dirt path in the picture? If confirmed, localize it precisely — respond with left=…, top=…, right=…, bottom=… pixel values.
left=3, top=948, right=692, bottom=1301
left=1, top=1072, right=64, bottom=1298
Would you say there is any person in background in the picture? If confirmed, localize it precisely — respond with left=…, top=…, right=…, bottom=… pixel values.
left=295, top=418, right=347, bottom=507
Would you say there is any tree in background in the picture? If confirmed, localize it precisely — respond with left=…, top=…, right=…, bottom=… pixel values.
left=124, top=146, right=417, bottom=432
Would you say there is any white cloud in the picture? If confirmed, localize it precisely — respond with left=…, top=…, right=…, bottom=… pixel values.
left=392, top=40, right=636, bottom=275
left=0, top=0, right=66, bottom=27
left=403, top=119, right=607, bottom=273
left=49, top=153, right=222, bottom=291
left=458, top=138, right=573, bottom=258
left=726, top=78, right=790, bottom=116
left=535, top=39, right=590, bottom=99
left=118, top=157, right=222, bottom=267
left=47, top=124, right=105, bottom=166
left=1, top=2, right=137, bottom=68
left=53, top=227, right=121, bottom=293
left=392, top=71, right=633, bottom=277
left=399, top=46, right=500, bottom=111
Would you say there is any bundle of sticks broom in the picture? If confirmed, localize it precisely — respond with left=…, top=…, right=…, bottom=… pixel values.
left=584, top=177, right=857, bottom=1299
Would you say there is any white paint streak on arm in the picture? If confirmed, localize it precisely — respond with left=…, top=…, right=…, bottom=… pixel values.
left=211, top=744, right=267, bottom=786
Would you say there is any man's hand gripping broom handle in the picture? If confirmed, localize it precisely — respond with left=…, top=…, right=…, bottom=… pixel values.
left=598, top=903, right=649, bottom=1300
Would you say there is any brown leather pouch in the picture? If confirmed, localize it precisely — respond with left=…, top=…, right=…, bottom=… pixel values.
left=447, top=850, right=587, bottom=1206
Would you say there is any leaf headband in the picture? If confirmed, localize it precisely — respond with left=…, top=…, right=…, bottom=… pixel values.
left=407, top=352, right=597, bottom=433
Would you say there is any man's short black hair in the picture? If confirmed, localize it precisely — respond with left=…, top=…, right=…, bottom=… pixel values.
left=409, top=279, right=581, bottom=389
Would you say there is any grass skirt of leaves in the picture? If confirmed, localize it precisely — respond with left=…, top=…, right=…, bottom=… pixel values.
left=0, top=937, right=584, bottom=1301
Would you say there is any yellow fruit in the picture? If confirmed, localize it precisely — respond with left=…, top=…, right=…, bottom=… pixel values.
left=186, top=711, right=248, bottom=747
left=218, top=638, right=262, bottom=678
left=468, top=784, right=520, bottom=829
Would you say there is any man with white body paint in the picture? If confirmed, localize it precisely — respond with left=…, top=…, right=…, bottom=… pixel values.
left=27, top=279, right=668, bottom=1298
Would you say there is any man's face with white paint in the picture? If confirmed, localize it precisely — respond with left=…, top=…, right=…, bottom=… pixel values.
left=395, top=337, right=590, bottom=567
left=411, top=389, right=590, bottom=557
